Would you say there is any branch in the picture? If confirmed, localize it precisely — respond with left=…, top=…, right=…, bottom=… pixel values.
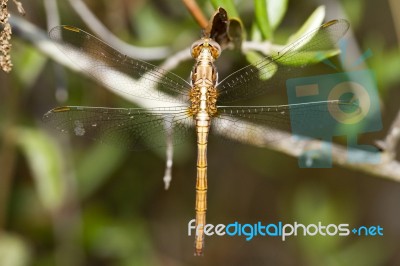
left=67, top=0, right=170, bottom=60
left=44, top=0, right=70, bottom=103
left=242, top=40, right=284, bottom=55
left=43, top=0, right=60, bottom=29
left=377, top=111, right=400, bottom=158
left=182, top=0, right=209, bottom=29
left=11, top=16, right=400, bottom=182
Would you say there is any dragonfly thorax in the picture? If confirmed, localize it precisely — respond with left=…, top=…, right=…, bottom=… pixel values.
left=189, top=38, right=219, bottom=118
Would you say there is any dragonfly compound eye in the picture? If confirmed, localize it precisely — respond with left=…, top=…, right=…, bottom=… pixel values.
left=207, top=39, right=221, bottom=59
left=190, top=39, right=204, bottom=59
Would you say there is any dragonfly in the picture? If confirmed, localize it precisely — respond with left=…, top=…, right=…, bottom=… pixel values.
left=44, top=18, right=353, bottom=255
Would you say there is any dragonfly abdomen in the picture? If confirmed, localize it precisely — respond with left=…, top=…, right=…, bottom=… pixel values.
left=190, top=37, right=220, bottom=256
left=194, top=118, right=209, bottom=256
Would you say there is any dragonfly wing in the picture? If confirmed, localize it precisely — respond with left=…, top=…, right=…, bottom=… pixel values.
left=43, top=106, right=194, bottom=150
left=49, top=26, right=191, bottom=104
left=213, top=100, right=359, bottom=144
left=217, top=20, right=350, bottom=103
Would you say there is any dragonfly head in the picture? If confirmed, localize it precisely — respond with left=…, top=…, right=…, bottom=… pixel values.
left=190, top=38, right=221, bottom=60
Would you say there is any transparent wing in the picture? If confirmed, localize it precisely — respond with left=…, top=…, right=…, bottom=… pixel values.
left=217, top=19, right=350, bottom=103
left=49, top=26, right=191, bottom=104
left=213, top=100, right=359, bottom=144
left=43, top=106, right=194, bottom=150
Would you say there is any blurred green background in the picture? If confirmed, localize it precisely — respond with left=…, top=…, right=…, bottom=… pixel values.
left=1, top=0, right=400, bottom=265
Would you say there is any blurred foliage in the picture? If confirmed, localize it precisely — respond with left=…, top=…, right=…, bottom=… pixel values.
left=16, top=128, right=66, bottom=212
left=0, top=0, right=400, bottom=265
left=0, top=232, right=30, bottom=266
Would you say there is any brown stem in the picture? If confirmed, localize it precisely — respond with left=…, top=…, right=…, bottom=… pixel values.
left=182, top=0, right=208, bottom=29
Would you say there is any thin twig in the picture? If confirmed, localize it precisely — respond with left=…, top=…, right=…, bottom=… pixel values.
left=43, top=0, right=60, bottom=31
left=67, top=0, right=170, bottom=60
left=12, top=0, right=24, bottom=15
left=216, top=119, right=400, bottom=182
left=182, top=0, right=208, bottom=29
left=10, top=16, right=400, bottom=182
left=43, top=0, right=68, bottom=102
left=242, top=40, right=284, bottom=55
left=158, top=48, right=192, bottom=71
left=377, top=111, right=400, bottom=158
left=10, top=15, right=187, bottom=105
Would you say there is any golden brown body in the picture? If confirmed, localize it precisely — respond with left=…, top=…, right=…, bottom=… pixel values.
left=189, top=38, right=220, bottom=256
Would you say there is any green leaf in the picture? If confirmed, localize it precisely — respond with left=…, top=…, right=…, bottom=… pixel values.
left=16, top=128, right=65, bottom=213
left=76, top=143, right=127, bottom=199
left=245, top=51, right=277, bottom=80
left=274, top=49, right=341, bottom=66
left=133, top=5, right=176, bottom=45
left=254, top=0, right=289, bottom=39
left=12, top=41, right=47, bottom=87
left=83, top=208, right=155, bottom=264
left=366, top=39, right=400, bottom=95
left=254, top=0, right=272, bottom=39
left=287, top=5, right=325, bottom=44
left=267, top=0, right=288, bottom=30
left=210, top=0, right=239, bottom=18
left=245, top=50, right=264, bottom=66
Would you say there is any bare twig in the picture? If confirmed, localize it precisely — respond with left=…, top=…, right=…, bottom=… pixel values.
left=216, top=119, right=400, bottom=182
left=182, top=0, right=208, bottom=29
left=10, top=16, right=400, bottom=182
left=66, top=0, right=170, bottom=60
left=377, top=111, right=400, bottom=158
left=12, top=0, right=24, bottom=15
left=44, top=0, right=68, bottom=103
left=158, top=48, right=192, bottom=71
left=44, top=0, right=60, bottom=30
left=242, top=40, right=284, bottom=55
